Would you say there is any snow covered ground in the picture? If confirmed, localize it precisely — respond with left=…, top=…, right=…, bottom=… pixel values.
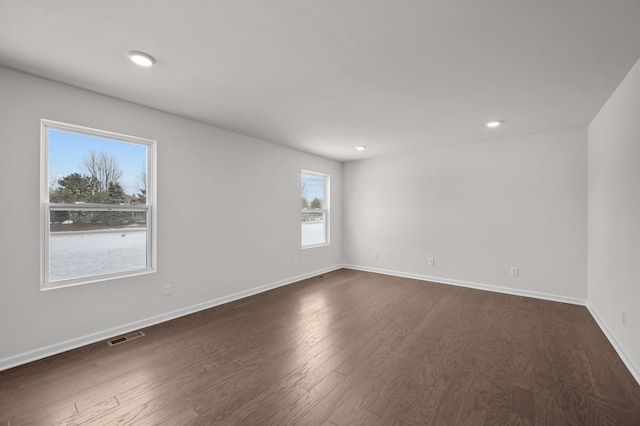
left=49, top=223, right=325, bottom=282
left=49, top=230, right=147, bottom=281
left=302, top=222, right=325, bottom=246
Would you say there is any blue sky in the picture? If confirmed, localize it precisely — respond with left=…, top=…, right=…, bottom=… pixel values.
left=49, top=129, right=327, bottom=202
left=301, top=173, right=326, bottom=203
left=48, top=129, right=147, bottom=196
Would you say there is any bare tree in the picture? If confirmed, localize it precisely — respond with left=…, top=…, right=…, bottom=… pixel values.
left=301, top=180, right=309, bottom=208
left=83, top=151, right=123, bottom=191
left=137, top=163, right=147, bottom=203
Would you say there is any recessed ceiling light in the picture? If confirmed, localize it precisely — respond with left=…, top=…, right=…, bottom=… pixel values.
left=355, top=145, right=366, bottom=151
left=128, top=51, right=156, bottom=67
left=485, top=121, right=501, bottom=128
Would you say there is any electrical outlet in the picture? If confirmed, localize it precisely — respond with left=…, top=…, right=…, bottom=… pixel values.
left=622, top=311, right=627, bottom=325
left=372, top=251, right=379, bottom=260
left=510, top=267, right=519, bottom=276
left=428, top=258, right=435, bottom=266
left=164, top=284, right=173, bottom=296
left=293, top=257, right=298, bottom=267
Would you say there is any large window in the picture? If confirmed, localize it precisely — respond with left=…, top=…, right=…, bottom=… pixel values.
left=301, top=171, right=329, bottom=247
left=41, top=120, right=156, bottom=289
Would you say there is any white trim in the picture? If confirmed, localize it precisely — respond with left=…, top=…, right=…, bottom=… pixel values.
left=342, top=264, right=587, bottom=305
left=41, top=118, right=156, bottom=146
left=0, top=264, right=342, bottom=372
left=40, top=120, right=48, bottom=290
left=6, top=263, right=638, bottom=388
left=586, top=303, right=640, bottom=385
left=301, top=170, right=329, bottom=248
left=301, top=240, right=330, bottom=250
left=42, top=268, right=156, bottom=291
left=40, top=119, right=157, bottom=289
left=344, top=264, right=639, bottom=385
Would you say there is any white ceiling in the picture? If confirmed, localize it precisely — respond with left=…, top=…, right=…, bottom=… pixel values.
left=1, top=0, right=640, bottom=161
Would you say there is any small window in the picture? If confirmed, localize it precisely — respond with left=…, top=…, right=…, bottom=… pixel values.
left=301, top=171, right=329, bottom=248
left=41, top=120, right=156, bottom=289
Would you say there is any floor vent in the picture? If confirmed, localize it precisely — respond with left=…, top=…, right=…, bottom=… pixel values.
left=107, top=331, right=145, bottom=347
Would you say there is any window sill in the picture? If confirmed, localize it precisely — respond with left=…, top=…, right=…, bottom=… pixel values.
left=302, top=242, right=330, bottom=250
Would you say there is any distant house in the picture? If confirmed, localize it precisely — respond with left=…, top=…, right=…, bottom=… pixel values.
left=124, top=194, right=138, bottom=204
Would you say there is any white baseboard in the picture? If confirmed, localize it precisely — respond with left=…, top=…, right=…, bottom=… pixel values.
left=0, top=264, right=342, bottom=372
left=5, top=264, right=638, bottom=388
left=343, top=264, right=587, bottom=305
left=344, top=264, right=639, bottom=386
left=586, top=303, right=640, bottom=385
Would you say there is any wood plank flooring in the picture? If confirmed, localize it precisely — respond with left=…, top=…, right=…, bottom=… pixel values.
left=1, top=269, right=639, bottom=425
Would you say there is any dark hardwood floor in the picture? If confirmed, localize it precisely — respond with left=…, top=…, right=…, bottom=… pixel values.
left=1, top=269, right=639, bottom=425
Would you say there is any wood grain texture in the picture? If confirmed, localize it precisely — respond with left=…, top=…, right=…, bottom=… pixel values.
left=1, top=269, right=639, bottom=425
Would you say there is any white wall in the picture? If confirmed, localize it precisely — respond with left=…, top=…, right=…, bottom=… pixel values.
left=343, top=127, right=588, bottom=301
left=588, top=57, right=640, bottom=378
left=0, top=67, right=342, bottom=368
left=5, top=57, right=639, bottom=381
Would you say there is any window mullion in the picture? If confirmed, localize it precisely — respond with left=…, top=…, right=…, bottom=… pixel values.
left=49, top=203, right=148, bottom=211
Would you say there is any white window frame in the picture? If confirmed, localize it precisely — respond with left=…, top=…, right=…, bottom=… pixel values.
left=301, top=170, right=330, bottom=248
left=40, top=119, right=157, bottom=290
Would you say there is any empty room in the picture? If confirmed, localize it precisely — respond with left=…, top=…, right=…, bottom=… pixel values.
left=1, top=1, right=640, bottom=425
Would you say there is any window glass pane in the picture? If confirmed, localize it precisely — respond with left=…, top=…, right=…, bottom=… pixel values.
left=302, top=212, right=326, bottom=246
left=301, top=173, right=325, bottom=209
left=48, top=129, right=147, bottom=205
left=49, top=210, right=147, bottom=282
left=301, top=172, right=328, bottom=247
